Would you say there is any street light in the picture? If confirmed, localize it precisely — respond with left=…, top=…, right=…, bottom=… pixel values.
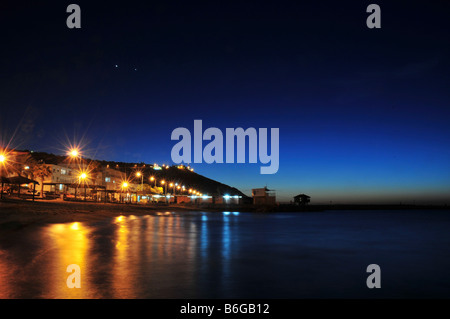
left=136, top=171, right=143, bottom=200
left=68, top=148, right=81, bottom=160
left=161, top=180, right=168, bottom=203
left=68, top=148, right=82, bottom=165
left=0, top=152, right=7, bottom=200
left=79, top=172, right=88, bottom=201
left=160, top=180, right=167, bottom=195
left=150, top=176, right=156, bottom=187
left=121, top=181, right=129, bottom=203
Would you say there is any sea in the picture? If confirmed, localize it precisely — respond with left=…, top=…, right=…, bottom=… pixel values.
left=0, top=209, right=449, bottom=299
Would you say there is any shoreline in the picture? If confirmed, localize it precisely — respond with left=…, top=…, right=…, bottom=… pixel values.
left=1, top=199, right=449, bottom=229
left=0, top=198, right=202, bottom=227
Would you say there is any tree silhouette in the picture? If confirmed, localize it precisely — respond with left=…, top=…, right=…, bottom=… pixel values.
left=30, top=164, right=52, bottom=197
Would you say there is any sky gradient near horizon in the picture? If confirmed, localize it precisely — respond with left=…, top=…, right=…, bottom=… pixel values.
left=1, top=1, right=450, bottom=203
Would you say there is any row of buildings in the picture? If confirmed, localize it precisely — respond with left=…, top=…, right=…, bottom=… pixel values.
left=1, top=150, right=303, bottom=206
left=0, top=150, right=245, bottom=204
left=32, top=163, right=245, bottom=204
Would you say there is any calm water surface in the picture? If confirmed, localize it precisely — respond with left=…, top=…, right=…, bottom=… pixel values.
left=0, top=210, right=450, bottom=298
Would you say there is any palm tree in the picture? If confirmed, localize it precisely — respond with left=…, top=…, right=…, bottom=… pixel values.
left=11, top=152, right=35, bottom=177
left=30, top=164, right=52, bottom=197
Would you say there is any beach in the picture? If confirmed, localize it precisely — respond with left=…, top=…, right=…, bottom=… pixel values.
left=0, top=199, right=199, bottom=228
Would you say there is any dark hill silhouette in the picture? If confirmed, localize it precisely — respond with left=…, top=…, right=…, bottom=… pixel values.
left=27, top=151, right=249, bottom=199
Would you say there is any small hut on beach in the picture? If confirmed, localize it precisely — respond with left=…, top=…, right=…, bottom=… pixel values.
left=293, top=194, right=310, bottom=206
left=1, top=175, right=40, bottom=201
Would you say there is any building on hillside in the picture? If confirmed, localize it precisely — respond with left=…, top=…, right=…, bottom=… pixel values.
left=251, top=187, right=276, bottom=205
left=102, top=167, right=127, bottom=192
left=35, top=164, right=129, bottom=200
left=37, top=164, right=77, bottom=193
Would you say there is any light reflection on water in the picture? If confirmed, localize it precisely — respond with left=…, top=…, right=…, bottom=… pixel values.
left=1, top=210, right=450, bottom=298
left=45, top=222, right=91, bottom=298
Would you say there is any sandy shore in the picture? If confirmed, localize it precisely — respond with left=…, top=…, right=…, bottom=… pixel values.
left=0, top=198, right=203, bottom=228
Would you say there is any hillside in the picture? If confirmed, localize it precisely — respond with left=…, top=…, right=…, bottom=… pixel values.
left=28, top=151, right=249, bottom=199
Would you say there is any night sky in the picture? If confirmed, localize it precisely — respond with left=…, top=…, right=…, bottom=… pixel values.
left=1, top=1, right=449, bottom=203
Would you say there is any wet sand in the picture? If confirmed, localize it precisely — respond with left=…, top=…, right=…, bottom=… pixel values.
left=0, top=199, right=198, bottom=228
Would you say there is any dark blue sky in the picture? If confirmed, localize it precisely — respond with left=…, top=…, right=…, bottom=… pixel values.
left=1, top=1, right=449, bottom=203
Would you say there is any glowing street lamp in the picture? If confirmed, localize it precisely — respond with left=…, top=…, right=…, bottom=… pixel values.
left=68, top=147, right=82, bottom=165
left=150, top=176, right=156, bottom=187
left=121, top=181, right=129, bottom=203
left=68, top=148, right=81, bottom=160
left=79, top=172, right=88, bottom=201
left=136, top=171, right=143, bottom=196
left=0, top=152, right=7, bottom=200
left=160, top=180, right=167, bottom=195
